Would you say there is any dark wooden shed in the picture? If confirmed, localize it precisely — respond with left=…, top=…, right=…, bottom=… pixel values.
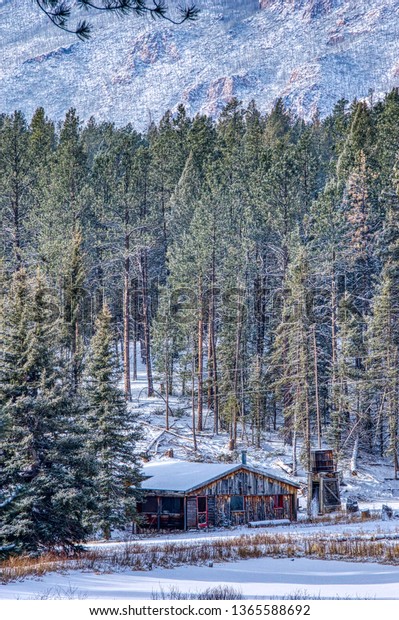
left=137, top=460, right=299, bottom=530
left=308, top=449, right=341, bottom=515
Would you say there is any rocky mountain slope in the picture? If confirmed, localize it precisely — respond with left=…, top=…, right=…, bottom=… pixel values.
left=1, top=0, right=399, bottom=128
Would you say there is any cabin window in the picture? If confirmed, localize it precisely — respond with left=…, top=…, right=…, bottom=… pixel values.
left=230, top=495, right=244, bottom=511
left=197, top=496, right=207, bottom=513
left=141, top=497, right=158, bottom=513
left=162, top=497, right=182, bottom=514
left=197, top=496, right=208, bottom=527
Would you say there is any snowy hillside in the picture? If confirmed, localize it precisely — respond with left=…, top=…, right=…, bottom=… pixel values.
left=127, top=347, right=399, bottom=512
left=1, top=0, right=399, bottom=128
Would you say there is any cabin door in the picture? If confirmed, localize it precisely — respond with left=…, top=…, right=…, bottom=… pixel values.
left=197, top=496, right=208, bottom=528
left=273, top=495, right=284, bottom=519
left=186, top=497, right=197, bottom=529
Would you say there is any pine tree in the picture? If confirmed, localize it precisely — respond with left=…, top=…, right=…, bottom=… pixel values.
left=38, top=109, right=88, bottom=276
left=27, top=108, right=57, bottom=270
left=0, top=112, right=32, bottom=270
left=62, top=229, right=86, bottom=390
left=337, top=101, right=374, bottom=182
left=149, top=106, right=191, bottom=264
left=375, top=89, right=399, bottom=194
left=368, top=272, right=399, bottom=477
left=309, top=180, right=347, bottom=454
left=168, top=114, right=215, bottom=247
left=85, top=303, right=142, bottom=540
left=0, top=270, right=93, bottom=555
left=29, top=107, right=55, bottom=169
left=367, top=166, right=399, bottom=475
left=152, top=285, right=185, bottom=430
left=86, top=125, right=143, bottom=400
left=271, top=245, right=315, bottom=475
left=332, top=292, right=367, bottom=471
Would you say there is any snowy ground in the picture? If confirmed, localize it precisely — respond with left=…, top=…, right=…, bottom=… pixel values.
left=2, top=555, right=399, bottom=600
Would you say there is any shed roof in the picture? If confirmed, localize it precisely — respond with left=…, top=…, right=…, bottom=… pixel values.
left=141, top=459, right=300, bottom=493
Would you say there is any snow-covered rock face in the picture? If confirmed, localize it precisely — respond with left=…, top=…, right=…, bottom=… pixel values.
left=1, top=0, right=399, bottom=129
left=260, top=0, right=342, bottom=18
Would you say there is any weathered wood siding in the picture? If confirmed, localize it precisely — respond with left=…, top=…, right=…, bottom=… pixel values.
left=207, top=495, right=216, bottom=526
left=185, top=469, right=297, bottom=526
left=212, top=494, right=293, bottom=526
left=187, top=469, right=296, bottom=498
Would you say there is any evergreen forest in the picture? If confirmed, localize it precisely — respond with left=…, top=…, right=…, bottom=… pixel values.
left=2, top=91, right=399, bottom=553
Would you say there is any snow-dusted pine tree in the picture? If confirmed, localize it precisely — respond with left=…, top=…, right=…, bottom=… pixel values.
left=85, top=303, right=142, bottom=540
left=0, top=270, right=94, bottom=555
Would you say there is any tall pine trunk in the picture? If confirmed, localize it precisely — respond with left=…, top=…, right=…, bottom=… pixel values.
left=140, top=249, right=154, bottom=397
left=330, top=254, right=339, bottom=453
left=210, top=246, right=219, bottom=435
left=132, top=283, right=139, bottom=381
left=192, top=348, right=197, bottom=451
left=197, top=277, right=204, bottom=432
left=232, top=288, right=243, bottom=448
left=209, top=288, right=219, bottom=435
left=123, top=212, right=132, bottom=401
left=313, top=325, right=321, bottom=448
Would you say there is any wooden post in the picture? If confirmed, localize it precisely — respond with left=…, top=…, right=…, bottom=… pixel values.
left=307, top=472, right=312, bottom=517
left=291, top=494, right=297, bottom=521
left=319, top=475, right=324, bottom=515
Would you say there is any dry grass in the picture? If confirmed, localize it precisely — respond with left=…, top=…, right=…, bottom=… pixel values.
left=270, top=590, right=374, bottom=600
left=304, top=510, right=378, bottom=526
left=2, top=525, right=399, bottom=585
left=152, top=585, right=243, bottom=600
left=27, top=585, right=88, bottom=600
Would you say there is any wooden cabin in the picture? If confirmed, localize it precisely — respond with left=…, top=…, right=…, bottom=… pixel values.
left=137, top=459, right=299, bottom=530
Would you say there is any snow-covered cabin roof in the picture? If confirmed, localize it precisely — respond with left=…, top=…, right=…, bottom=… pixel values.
left=141, top=459, right=299, bottom=493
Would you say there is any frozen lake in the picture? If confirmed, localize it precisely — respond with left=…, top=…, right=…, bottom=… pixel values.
left=2, top=555, right=399, bottom=600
